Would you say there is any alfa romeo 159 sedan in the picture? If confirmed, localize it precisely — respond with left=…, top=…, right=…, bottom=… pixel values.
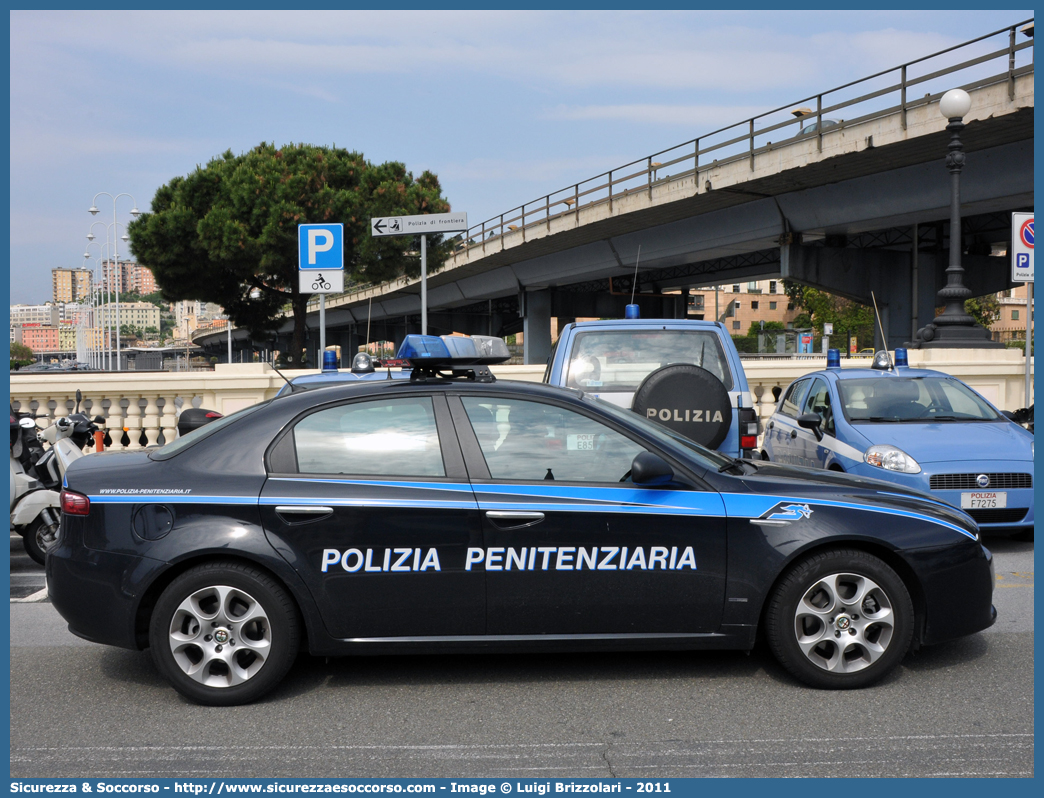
left=47, top=335, right=996, bottom=705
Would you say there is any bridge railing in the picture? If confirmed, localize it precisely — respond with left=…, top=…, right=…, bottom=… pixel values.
left=453, top=19, right=1033, bottom=255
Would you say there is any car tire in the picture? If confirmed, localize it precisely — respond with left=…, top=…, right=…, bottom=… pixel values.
left=148, top=561, right=300, bottom=706
left=23, top=513, right=59, bottom=565
left=765, top=549, right=914, bottom=689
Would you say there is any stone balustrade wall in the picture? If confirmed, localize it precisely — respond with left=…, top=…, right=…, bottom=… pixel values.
left=9, top=349, right=1031, bottom=452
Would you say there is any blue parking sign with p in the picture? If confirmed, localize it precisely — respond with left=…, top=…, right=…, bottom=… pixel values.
left=298, top=224, right=344, bottom=271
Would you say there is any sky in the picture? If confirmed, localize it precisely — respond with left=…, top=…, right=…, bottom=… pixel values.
left=8, top=9, right=1033, bottom=305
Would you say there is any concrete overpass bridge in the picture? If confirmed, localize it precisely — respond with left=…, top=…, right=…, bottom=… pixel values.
left=197, top=21, right=1034, bottom=364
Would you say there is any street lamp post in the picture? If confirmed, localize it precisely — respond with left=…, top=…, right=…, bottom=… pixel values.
left=86, top=224, right=121, bottom=369
left=907, top=89, right=1003, bottom=349
left=90, top=193, right=140, bottom=370
left=84, top=237, right=112, bottom=368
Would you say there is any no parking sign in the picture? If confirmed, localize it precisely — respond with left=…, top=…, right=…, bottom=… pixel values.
left=1012, top=212, right=1033, bottom=283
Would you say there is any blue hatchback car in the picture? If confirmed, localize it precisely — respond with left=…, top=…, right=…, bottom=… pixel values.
left=763, top=350, right=1034, bottom=538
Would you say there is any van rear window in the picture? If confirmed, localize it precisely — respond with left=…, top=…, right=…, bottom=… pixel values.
left=565, top=330, right=733, bottom=392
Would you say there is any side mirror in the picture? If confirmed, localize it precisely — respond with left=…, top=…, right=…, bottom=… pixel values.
left=1001, top=410, right=1017, bottom=422
left=75, top=389, right=82, bottom=413
left=797, top=413, right=824, bottom=441
left=630, top=452, right=674, bottom=486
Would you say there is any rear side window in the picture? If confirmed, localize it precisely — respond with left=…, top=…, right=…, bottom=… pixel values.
left=565, top=330, right=733, bottom=392
left=780, top=379, right=810, bottom=417
left=461, top=397, right=645, bottom=483
left=293, top=397, right=445, bottom=477
left=149, top=401, right=269, bottom=461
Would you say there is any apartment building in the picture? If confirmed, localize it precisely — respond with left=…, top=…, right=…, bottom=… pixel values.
left=19, top=325, right=60, bottom=352
left=991, top=284, right=1033, bottom=344
left=51, top=268, right=94, bottom=303
left=96, top=302, right=161, bottom=330
left=10, top=303, right=61, bottom=326
left=690, top=279, right=801, bottom=332
left=99, top=260, right=157, bottom=295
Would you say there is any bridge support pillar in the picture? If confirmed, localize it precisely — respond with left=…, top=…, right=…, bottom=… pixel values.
left=782, top=243, right=1012, bottom=350
left=337, top=329, right=359, bottom=364
left=523, top=289, right=552, bottom=365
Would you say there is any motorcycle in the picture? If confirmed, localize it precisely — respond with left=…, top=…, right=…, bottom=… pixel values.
left=10, top=390, right=102, bottom=563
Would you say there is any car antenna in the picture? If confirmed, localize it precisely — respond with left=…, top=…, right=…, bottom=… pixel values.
left=870, top=291, right=894, bottom=371
left=255, top=345, right=299, bottom=393
left=629, top=245, right=642, bottom=306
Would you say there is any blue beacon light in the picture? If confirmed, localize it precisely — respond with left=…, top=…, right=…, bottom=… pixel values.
left=624, top=304, right=640, bottom=319
left=322, top=350, right=338, bottom=372
left=894, top=348, right=909, bottom=367
left=826, top=348, right=841, bottom=369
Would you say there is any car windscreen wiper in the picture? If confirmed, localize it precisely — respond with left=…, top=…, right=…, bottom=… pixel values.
left=717, top=455, right=746, bottom=474
left=861, top=416, right=902, bottom=422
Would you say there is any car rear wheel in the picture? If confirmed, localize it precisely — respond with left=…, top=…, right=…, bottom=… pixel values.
left=23, top=512, right=59, bottom=565
left=149, top=562, right=300, bottom=706
left=765, top=549, right=913, bottom=689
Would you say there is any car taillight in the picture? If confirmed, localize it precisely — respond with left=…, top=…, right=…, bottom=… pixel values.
left=738, top=406, right=759, bottom=452
left=205, top=411, right=223, bottom=419
left=60, top=489, right=90, bottom=516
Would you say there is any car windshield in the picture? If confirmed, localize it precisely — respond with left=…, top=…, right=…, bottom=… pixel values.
left=149, top=400, right=270, bottom=460
left=566, top=330, right=733, bottom=392
left=837, top=377, right=1000, bottom=423
left=584, top=395, right=734, bottom=471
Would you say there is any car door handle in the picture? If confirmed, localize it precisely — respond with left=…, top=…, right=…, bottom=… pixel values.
left=275, top=505, right=334, bottom=524
left=485, top=510, right=545, bottom=529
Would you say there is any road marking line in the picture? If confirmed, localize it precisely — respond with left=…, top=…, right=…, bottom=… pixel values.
left=10, top=588, right=48, bottom=603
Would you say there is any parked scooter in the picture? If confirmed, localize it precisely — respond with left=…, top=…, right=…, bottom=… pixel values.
left=10, top=391, right=102, bottom=563
left=10, top=409, right=60, bottom=565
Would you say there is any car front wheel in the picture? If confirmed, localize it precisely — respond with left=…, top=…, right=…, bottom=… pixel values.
left=149, top=562, right=300, bottom=706
left=765, top=549, right=914, bottom=689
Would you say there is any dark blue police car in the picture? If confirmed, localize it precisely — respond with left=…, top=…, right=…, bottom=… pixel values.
left=48, top=335, right=996, bottom=705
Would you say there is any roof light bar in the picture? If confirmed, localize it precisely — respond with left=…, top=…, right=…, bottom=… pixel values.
left=397, top=334, right=511, bottom=368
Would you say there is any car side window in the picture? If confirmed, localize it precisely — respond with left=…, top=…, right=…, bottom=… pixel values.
left=802, top=378, right=835, bottom=435
left=780, top=379, right=810, bottom=417
left=292, top=396, right=445, bottom=477
left=935, top=380, right=995, bottom=419
left=461, top=397, right=645, bottom=483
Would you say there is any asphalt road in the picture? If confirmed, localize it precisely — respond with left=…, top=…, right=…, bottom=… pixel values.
left=9, top=535, right=1034, bottom=779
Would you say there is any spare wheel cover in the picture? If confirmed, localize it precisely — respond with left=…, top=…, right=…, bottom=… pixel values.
left=631, top=364, right=733, bottom=449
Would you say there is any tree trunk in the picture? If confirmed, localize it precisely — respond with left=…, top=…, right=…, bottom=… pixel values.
left=289, top=294, right=309, bottom=367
